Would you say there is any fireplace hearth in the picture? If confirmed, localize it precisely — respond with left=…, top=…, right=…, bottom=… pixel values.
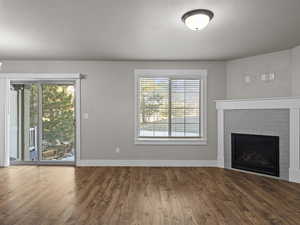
left=231, top=133, right=279, bottom=177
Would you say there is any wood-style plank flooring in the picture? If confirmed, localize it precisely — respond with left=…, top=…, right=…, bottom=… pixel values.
left=0, top=166, right=300, bottom=225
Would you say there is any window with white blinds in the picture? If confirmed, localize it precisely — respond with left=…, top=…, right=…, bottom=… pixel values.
left=135, top=70, right=207, bottom=144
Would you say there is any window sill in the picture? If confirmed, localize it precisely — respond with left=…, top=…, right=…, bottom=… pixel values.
left=135, top=138, right=208, bottom=145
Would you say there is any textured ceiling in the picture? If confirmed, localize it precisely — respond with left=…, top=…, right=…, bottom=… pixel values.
left=0, top=0, right=300, bottom=60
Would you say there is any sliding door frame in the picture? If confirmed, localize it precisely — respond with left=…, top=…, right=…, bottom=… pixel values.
left=0, top=73, right=81, bottom=166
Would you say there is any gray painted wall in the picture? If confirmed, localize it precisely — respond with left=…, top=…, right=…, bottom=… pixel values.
left=224, top=109, right=290, bottom=180
left=226, top=45, right=300, bottom=99
left=226, top=49, right=292, bottom=99
left=292, top=46, right=300, bottom=96
left=1, top=60, right=226, bottom=161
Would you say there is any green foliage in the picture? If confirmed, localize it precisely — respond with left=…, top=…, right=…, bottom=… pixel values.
left=140, top=79, right=168, bottom=123
left=29, top=84, right=74, bottom=147
left=140, top=92, right=164, bottom=123
left=42, top=85, right=75, bottom=146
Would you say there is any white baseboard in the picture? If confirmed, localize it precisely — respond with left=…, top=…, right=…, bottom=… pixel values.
left=0, top=161, right=9, bottom=167
left=289, top=168, right=300, bottom=183
left=76, top=160, right=218, bottom=167
left=217, top=161, right=224, bottom=168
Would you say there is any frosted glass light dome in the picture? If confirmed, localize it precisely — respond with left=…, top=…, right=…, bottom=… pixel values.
left=182, top=9, right=214, bottom=31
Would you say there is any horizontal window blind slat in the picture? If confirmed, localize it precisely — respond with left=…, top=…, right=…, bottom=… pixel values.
left=138, top=77, right=201, bottom=138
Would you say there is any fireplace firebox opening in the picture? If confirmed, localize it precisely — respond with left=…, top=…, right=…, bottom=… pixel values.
left=231, top=133, right=279, bottom=177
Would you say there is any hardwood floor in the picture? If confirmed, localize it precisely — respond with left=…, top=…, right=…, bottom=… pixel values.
left=0, top=166, right=299, bottom=225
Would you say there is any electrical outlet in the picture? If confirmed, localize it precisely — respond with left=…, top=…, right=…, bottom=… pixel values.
left=116, top=147, right=120, bottom=153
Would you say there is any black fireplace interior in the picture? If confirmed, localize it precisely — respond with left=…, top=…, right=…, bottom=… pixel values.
left=231, top=133, right=279, bottom=177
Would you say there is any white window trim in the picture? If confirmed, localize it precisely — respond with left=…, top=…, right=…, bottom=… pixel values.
left=134, top=69, right=207, bottom=145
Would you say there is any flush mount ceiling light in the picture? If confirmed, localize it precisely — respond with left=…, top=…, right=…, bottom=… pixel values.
left=182, top=9, right=214, bottom=31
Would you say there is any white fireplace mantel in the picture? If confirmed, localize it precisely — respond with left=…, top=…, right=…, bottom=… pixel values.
left=216, top=97, right=300, bottom=183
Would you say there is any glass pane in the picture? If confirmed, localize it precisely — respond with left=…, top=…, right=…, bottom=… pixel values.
left=171, top=124, right=184, bottom=137
left=9, top=86, right=19, bottom=162
left=184, top=80, right=200, bottom=93
left=139, top=108, right=168, bottom=124
left=138, top=77, right=201, bottom=138
left=171, top=109, right=184, bottom=123
left=171, top=79, right=200, bottom=137
left=171, top=92, right=184, bottom=108
left=139, top=77, right=169, bottom=137
left=154, top=124, right=168, bottom=136
left=185, top=92, right=199, bottom=108
left=28, top=84, right=39, bottom=161
left=41, top=84, right=75, bottom=161
left=171, top=80, right=185, bottom=93
left=9, top=84, right=39, bottom=162
left=185, top=108, right=200, bottom=124
left=140, top=123, right=154, bottom=136
left=185, top=124, right=200, bottom=136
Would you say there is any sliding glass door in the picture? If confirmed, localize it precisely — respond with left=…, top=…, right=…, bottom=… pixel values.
left=9, top=82, right=75, bottom=164
left=41, top=84, right=75, bottom=161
